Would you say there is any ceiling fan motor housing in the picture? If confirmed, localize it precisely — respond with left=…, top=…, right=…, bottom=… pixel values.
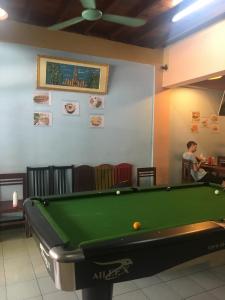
left=82, top=9, right=103, bottom=21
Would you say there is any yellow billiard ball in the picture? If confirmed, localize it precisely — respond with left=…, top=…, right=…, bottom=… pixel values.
left=133, top=221, right=141, bottom=230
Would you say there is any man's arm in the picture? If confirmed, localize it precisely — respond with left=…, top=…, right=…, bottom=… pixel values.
left=192, top=161, right=202, bottom=172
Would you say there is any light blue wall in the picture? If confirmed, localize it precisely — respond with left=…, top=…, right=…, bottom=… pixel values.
left=0, top=42, right=154, bottom=179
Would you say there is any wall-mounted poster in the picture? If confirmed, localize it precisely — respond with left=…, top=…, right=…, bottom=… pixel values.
left=211, top=124, right=220, bottom=133
left=89, top=115, right=104, bottom=128
left=191, top=123, right=199, bottom=133
left=210, top=114, right=219, bottom=123
left=200, top=117, right=209, bottom=128
left=89, top=95, right=104, bottom=109
left=63, top=101, right=80, bottom=115
left=33, top=91, right=51, bottom=105
left=33, top=112, right=52, bottom=126
left=192, top=111, right=200, bottom=122
left=37, top=55, right=109, bottom=94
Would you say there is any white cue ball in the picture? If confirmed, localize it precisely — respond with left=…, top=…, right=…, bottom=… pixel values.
left=214, top=190, right=220, bottom=195
left=116, top=190, right=120, bottom=195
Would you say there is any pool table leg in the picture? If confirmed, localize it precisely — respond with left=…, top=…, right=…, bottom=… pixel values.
left=82, top=283, right=113, bottom=300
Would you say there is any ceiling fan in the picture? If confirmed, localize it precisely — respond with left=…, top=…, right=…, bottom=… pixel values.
left=48, top=0, right=146, bottom=31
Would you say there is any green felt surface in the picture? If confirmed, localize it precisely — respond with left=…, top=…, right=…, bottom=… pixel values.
left=38, top=186, right=225, bottom=248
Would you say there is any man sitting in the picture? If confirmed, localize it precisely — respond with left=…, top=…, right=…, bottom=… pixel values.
left=183, top=141, right=225, bottom=186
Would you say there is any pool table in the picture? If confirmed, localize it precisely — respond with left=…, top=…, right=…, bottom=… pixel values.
left=24, top=183, right=225, bottom=300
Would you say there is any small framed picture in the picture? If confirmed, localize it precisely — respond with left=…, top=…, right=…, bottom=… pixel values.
left=33, top=112, right=52, bottom=126
left=89, top=114, right=104, bottom=128
left=191, top=123, right=199, bottom=133
left=211, top=124, right=220, bottom=133
left=210, top=114, right=219, bottom=123
left=33, top=91, right=51, bottom=105
left=200, top=117, right=209, bottom=128
left=192, top=111, right=200, bottom=122
left=63, top=101, right=80, bottom=115
left=89, top=95, right=104, bottom=109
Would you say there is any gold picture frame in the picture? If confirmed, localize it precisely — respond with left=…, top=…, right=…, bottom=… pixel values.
left=37, top=55, right=109, bottom=94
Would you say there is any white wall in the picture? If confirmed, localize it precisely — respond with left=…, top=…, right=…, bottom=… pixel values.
left=163, top=20, right=225, bottom=87
left=0, top=42, right=154, bottom=176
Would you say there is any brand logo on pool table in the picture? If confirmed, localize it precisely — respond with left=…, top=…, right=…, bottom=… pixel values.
left=93, top=258, right=133, bottom=281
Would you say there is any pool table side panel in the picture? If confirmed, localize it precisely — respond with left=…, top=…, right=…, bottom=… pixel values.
left=74, top=222, right=225, bottom=289
left=34, top=200, right=70, bottom=243
left=24, top=199, right=66, bottom=250
left=46, top=221, right=225, bottom=290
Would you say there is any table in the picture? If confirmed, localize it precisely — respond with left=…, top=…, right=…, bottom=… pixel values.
left=24, top=183, right=225, bottom=300
left=0, top=200, right=25, bottom=227
left=0, top=172, right=26, bottom=228
left=202, top=164, right=225, bottom=176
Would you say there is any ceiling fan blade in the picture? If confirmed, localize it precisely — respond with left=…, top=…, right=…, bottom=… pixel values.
left=80, top=0, right=96, bottom=9
left=102, top=14, right=146, bottom=27
left=48, top=16, right=84, bottom=30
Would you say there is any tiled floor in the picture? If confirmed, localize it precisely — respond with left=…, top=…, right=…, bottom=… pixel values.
left=1, top=228, right=225, bottom=300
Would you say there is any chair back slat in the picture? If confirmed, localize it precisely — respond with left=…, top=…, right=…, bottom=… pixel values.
left=182, top=159, right=194, bottom=183
left=137, top=167, right=156, bottom=186
left=95, top=164, right=114, bottom=191
left=0, top=173, right=27, bottom=201
left=52, top=165, right=74, bottom=195
left=218, top=156, right=225, bottom=167
left=27, top=167, right=51, bottom=197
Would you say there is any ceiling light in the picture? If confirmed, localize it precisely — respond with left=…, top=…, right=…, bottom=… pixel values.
left=0, top=7, right=8, bottom=20
left=172, top=0, right=215, bottom=22
left=208, top=76, right=223, bottom=80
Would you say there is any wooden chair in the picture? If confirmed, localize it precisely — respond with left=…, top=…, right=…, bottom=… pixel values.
left=27, top=166, right=52, bottom=197
left=74, top=165, right=95, bottom=192
left=182, top=159, right=194, bottom=183
left=52, top=165, right=74, bottom=195
left=218, top=156, right=225, bottom=167
left=114, top=163, right=133, bottom=188
left=95, top=164, right=115, bottom=191
left=137, top=167, right=156, bottom=187
left=0, top=173, right=27, bottom=229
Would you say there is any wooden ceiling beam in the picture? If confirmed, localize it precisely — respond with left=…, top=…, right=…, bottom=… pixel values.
left=24, top=0, right=33, bottom=22
left=129, top=7, right=179, bottom=44
left=109, top=0, right=162, bottom=40
left=55, top=0, right=81, bottom=23
left=121, top=0, right=198, bottom=45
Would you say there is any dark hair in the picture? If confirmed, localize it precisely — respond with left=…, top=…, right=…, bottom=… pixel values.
left=187, top=141, right=197, bottom=149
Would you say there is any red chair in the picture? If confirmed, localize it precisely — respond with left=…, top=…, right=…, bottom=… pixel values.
left=114, top=163, right=133, bottom=188
left=74, top=165, right=95, bottom=192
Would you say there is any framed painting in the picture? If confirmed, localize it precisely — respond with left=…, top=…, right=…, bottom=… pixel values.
left=37, top=55, right=109, bottom=94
